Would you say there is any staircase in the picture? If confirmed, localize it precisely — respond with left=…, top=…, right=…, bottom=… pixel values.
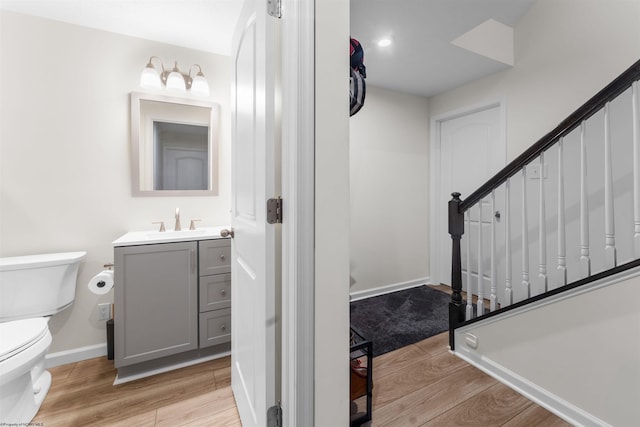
left=447, top=59, right=640, bottom=426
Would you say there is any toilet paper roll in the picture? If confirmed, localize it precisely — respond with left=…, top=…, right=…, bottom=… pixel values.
left=88, top=270, right=114, bottom=295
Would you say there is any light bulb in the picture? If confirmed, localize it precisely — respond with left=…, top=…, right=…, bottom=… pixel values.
left=166, top=62, right=186, bottom=92
left=140, top=65, right=162, bottom=89
left=190, top=74, right=210, bottom=97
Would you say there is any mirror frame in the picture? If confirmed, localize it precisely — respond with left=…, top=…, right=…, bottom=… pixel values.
left=130, top=91, right=220, bottom=197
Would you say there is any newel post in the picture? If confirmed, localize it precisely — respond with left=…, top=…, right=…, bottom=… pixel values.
left=448, top=192, right=465, bottom=351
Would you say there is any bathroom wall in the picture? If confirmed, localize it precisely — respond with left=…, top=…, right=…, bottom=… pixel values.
left=349, top=86, right=430, bottom=297
left=0, top=11, right=232, bottom=354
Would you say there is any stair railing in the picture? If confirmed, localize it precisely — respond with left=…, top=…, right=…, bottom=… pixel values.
left=449, top=59, right=640, bottom=350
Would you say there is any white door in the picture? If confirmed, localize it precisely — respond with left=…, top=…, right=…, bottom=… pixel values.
left=230, top=0, right=279, bottom=425
left=160, top=147, right=207, bottom=190
left=434, top=103, right=505, bottom=295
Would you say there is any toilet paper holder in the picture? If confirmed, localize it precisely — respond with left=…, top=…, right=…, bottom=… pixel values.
left=88, top=266, right=115, bottom=295
left=97, top=263, right=114, bottom=290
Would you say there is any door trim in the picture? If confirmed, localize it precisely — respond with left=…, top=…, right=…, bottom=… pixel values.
left=281, top=0, right=315, bottom=425
left=429, top=99, right=507, bottom=286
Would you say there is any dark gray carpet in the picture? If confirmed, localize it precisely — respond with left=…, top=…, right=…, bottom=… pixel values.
left=350, top=285, right=450, bottom=357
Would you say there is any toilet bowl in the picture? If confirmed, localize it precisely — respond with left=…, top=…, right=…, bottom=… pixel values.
left=0, top=251, right=86, bottom=424
left=0, top=318, right=53, bottom=423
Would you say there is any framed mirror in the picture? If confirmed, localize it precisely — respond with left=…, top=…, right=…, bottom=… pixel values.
left=130, top=92, right=219, bottom=196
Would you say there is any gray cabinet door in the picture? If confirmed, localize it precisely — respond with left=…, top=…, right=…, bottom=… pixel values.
left=114, top=241, right=198, bottom=367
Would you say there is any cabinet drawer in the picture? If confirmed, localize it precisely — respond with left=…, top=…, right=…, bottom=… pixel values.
left=199, top=239, right=231, bottom=275
left=200, top=273, right=231, bottom=312
left=199, top=308, right=231, bottom=348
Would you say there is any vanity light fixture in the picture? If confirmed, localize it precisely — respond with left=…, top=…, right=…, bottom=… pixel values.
left=140, top=56, right=210, bottom=97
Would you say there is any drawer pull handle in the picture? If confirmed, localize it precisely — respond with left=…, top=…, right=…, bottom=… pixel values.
left=219, top=254, right=225, bottom=261
left=221, top=289, right=226, bottom=296
left=220, top=324, right=227, bottom=331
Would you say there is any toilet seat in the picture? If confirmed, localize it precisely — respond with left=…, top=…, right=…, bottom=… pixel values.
left=0, top=318, right=49, bottom=362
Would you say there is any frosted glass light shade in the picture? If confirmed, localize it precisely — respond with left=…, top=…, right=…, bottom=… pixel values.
left=166, top=70, right=186, bottom=92
left=190, top=75, right=210, bottom=97
left=140, top=66, right=162, bottom=89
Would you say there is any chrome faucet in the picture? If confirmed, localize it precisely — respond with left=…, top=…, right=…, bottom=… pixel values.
left=174, top=207, right=181, bottom=231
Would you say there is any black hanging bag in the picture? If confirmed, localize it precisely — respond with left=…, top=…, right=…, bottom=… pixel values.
left=350, top=38, right=366, bottom=116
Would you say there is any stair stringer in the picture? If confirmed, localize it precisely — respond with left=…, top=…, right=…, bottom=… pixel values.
left=453, top=267, right=640, bottom=427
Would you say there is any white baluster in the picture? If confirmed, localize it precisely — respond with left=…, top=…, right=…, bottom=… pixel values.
left=538, top=153, right=548, bottom=293
left=604, top=102, right=617, bottom=268
left=466, top=210, right=473, bottom=319
left=580, top=121, right=591, bottom=277
left=490, top=190, right=497, bottom=311
left=557, top=138, right=567, bottom=287
left=522, top=167, right=530, bottom=298
left=477, top=201, right=484, bottom=316
left=633, top=81, right=640, bottom=257
left=505, top=178, right=512, bottom=306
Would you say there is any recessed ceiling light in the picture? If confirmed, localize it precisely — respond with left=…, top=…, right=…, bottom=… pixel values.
left=377, top=38, right=392, bottom=48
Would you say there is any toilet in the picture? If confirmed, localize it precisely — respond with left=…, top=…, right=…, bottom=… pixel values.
left=0, top=251, right=86, bottom=424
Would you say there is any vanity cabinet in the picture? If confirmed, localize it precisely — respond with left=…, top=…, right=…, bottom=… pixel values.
left=198, top=239, right=231, bottom=347
left=114, top=241, right=198, bottom=368
left=113, top=233, right=232, bottom=371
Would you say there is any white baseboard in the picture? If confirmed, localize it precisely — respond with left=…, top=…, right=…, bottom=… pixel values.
left=453, top=350, right=610, bottom=427
left=349, top=277, right=431, bottom=302
left=45, top=343, right=107, bottom=368
left=114, top=350, right=231, bottom=385
left=450, top=270, right=640, bottom=427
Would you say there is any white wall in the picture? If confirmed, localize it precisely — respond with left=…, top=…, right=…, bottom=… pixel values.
left=315, top=0, right=351, bottom=425
left=349, top=86, right=430, bottom=296
left=455, top=272, right=640, bottom=426
left=429, top=0, right=640, bottom=161
left=0, top=11, right=231, bottom=353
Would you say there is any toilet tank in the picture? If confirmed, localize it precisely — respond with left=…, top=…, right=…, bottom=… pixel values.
left=0, top=251, right=87, bottom=321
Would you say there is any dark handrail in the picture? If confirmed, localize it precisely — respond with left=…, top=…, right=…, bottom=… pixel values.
left=459, top=58, right=640, bottom=212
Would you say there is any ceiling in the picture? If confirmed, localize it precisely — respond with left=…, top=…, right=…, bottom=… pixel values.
left=351, top=0, right=536, bottom=97
left=0, top=0, right=536, bottom=98
left=0, top=0, right=244, bottom=56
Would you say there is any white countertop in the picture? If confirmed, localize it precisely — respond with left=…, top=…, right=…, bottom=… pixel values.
left=113, top=226, right=230, bottom=247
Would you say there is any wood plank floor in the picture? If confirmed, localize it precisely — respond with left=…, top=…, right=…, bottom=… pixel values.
left=33, top=356, right=240, bottom=426
left=34, top=332, right=570, bottom=426
left=366, top=332, right=570, bottom=426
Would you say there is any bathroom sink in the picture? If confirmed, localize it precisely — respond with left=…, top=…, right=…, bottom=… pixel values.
left=113, top=226, right=230, bottom=247
left=145, top=229, right=206, bottom=240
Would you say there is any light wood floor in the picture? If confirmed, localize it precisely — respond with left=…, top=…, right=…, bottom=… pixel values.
left=34, top=332, right=570, bottom=426
left=33, top=356, right=240, bottom=426
left=366, top=332, right=570, bottom=426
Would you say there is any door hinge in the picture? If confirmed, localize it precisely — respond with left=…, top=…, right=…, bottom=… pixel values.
left=267, top=197, right=283, bottom=224
left=267, top=402, right=282, bottom=427
left=267, top=0, right=281, bottom=18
